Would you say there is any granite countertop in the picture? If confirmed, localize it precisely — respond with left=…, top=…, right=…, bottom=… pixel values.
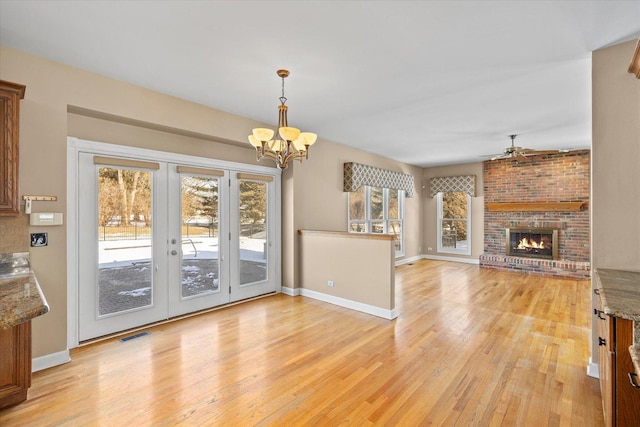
left=594, top=268, right=640, bottom=377
left=594, top=268, right=640, bottom=321
left=0, top=253, right=49, bottom=329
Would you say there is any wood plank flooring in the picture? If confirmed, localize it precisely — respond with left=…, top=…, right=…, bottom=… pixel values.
left=0, top=260, right=603, bottom=426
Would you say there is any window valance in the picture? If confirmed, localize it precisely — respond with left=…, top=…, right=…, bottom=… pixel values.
left=429, top=175, right=476, bottom=197
left=343, top=162, right=415, bottom=197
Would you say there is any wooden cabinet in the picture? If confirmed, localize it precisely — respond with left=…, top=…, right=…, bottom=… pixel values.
left=0, top=321, right=32, bottom=409
left=0, top=80, right=26, bottom=216
left=595, top=289, right=640, bottom=426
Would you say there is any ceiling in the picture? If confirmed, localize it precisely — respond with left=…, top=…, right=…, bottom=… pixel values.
left=1, top=1, right=639, bottom=167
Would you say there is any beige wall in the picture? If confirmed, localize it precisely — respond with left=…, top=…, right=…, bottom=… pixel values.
left=592, top=39, right=640, bottom=270
left=592, top=39, right=640, bottom=366
left=298, top=231, right=395, bottom=311
left=0, top=45, right=424, bottom=359
left=282, top=139, right=424, bottom=289
left=422, top=162, right=485, bottom=260
left=67, top=112, right=260, bottom=165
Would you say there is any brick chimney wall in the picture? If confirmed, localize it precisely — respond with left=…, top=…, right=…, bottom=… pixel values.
left=481, top=150, right=591, bottom=277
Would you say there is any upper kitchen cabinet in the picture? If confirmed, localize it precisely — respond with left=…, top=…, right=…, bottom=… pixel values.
left=0, top=81, right=26, bottom=216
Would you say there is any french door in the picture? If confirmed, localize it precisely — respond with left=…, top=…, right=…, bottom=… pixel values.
left=75, top=146, right=278, bottom=342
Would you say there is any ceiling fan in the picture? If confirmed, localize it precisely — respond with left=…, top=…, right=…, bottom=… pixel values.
left=487, top=134, right=566, bottom=161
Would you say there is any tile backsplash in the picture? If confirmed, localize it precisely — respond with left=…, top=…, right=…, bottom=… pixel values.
left=0, top=213, right=30, bottom=253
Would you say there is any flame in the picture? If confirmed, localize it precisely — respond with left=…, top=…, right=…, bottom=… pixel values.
left=517, top=237, right=544, bottom=249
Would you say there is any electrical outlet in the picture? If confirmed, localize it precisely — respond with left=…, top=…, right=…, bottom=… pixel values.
left=31, top=233, right=48, bottom=247
left=328, top=280, right=334, bottom=287
left=428, top=247, right=433, bottom=251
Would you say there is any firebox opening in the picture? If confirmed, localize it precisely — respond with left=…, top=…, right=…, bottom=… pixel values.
left=505, top=227, right=559, bottom=260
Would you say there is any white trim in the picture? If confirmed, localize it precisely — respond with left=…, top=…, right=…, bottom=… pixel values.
left=298, top=288, right=398, bottom=320
left=67, top=141, right=79, bottom=349
left=395, top=255, right=423, bottom=266
left=421, top=254, right=480, bottom=265
left=67, top=137, right=282, bottom=348
left=281, top=286, right=300, bottom=296
left=32, top=349, right=71, bottom=372
left=587, top=357, right=599, bottom=379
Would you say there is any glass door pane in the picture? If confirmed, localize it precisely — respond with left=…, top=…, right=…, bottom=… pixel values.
left=239, top=179, right=268, bottom=285
left=180, top=174, right=220, bottom=298
left=97, top=166, right=154, bottom=315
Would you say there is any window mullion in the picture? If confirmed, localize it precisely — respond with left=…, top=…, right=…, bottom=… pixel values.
left=365, top=186, right=371, bottom=233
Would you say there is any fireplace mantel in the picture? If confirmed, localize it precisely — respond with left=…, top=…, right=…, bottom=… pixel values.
left=485, top=201, right=588, bottom=212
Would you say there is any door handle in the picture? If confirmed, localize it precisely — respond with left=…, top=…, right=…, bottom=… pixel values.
left=171, top=250, right=178, bottom=256
left=629, top=372, right=640, bottom=389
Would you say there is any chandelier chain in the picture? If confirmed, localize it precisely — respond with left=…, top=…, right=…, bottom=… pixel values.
left=280, top=75, right=287, bottom=105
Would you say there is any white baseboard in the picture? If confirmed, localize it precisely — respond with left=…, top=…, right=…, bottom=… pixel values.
left=299, top=288, right=398, bottom=320
left=281, top=286, right=300, bottom=296
left=395, top=255, right=423, bottom=267
left=587, top=357, right=599, bottom=379
left=33, top=349, right=71, bottom=372
left=421, top=254, right=480, bottom=265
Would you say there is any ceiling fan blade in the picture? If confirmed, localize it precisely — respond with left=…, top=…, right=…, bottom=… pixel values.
left=515, top=152, right=532, bottom=162
left=520, top=149, right=562, bottom=156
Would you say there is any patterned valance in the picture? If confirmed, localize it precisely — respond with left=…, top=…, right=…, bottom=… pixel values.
left=344, top=162, right=415, bottom=197
left=429, top=175, right=476, bottom=197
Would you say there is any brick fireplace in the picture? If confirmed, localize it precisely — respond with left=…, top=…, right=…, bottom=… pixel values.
left=479, top=150, right=590, bottom=279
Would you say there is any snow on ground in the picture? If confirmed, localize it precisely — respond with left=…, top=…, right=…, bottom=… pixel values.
left=118, top=287, right=151, bottom=297
left=99, top=236, right=266, bottom=268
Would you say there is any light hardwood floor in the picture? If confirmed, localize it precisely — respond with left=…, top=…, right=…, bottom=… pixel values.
left=0, top=260, right=602, bottom=426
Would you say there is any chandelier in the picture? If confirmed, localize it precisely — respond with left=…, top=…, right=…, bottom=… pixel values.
left=248, top=69, right=317, bottom=169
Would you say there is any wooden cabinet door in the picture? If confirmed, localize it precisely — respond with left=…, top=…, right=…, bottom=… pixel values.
left=614, top=318, right=640, bottom=426
left=0, top=321, right=32, bottom=409
left=596, top=293, right=615, bottom=427
left=0, top=80, right=25, bottom=216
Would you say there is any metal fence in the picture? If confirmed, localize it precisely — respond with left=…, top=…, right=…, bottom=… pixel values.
left=99, top=225, right=152, bottom=241
left=99, top=223, right=262, bottom=241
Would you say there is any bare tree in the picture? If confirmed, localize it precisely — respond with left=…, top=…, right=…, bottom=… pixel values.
left=99, top=167, right=151, bottom=226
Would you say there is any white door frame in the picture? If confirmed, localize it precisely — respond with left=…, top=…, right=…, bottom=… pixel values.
left=67, top=137, right=281, bottom=349
left=167, top=165, right=230, bottom=318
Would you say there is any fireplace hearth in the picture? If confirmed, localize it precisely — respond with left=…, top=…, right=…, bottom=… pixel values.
left=506, top=227, right=559, bottom=260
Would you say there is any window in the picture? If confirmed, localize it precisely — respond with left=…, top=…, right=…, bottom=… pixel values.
left=348, top=186, right=404, bottom=256
left=348, top=186, right=366, bottom=232
left=437, top=191, right=471, bottom=255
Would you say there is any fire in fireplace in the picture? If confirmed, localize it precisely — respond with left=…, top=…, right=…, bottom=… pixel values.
left=505, top=227, right=559, bottom=260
